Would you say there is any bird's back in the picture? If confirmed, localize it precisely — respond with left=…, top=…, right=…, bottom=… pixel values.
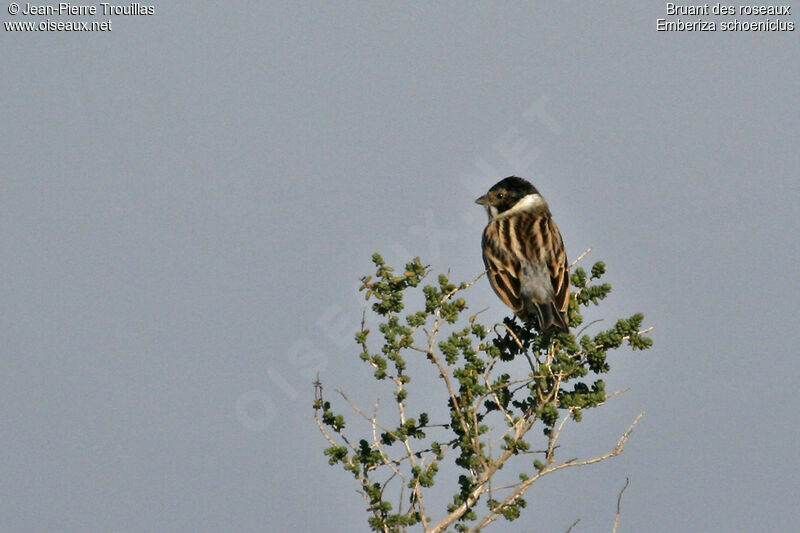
left=482, top=206, right=570, bottom=332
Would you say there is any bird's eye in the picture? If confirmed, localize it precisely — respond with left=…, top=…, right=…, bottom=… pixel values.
left=496, top=192, right=504, bottom=199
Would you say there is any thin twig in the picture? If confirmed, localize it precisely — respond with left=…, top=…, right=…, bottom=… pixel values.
left=550, top=407, right=576, bottom=457
left=494, top=322, right=524, bottom=350
left=623, top=326, right=654, bottom=340
left=565, top=518, right=581, bottom=533
left=313, top=413, right=340, bottom=448
left=570, top=247, right=592, bottom=268
left=612, top=477, right=630, bottom=533
left=470, top=413, right=643, bottom=532
left=605, top=388, right=630, bottom=401
left=336, top=389, right=396, bottom=435
left=469, top=306, right=490, bottom=324
left=481, top=368, right=516, bottom=427
left=576, top=318, right=604, bottom=337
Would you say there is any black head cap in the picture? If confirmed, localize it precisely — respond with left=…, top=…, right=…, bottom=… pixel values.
left=475, top=176, right=540, bottom=214
left=489, top=176, right=538, bottom=196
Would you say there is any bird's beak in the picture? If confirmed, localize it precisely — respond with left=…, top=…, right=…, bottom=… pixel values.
left=475, top=194, right=488, bottom=206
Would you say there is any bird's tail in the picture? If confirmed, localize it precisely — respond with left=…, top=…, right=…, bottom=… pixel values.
left=533, top=302, right=569, bottom=334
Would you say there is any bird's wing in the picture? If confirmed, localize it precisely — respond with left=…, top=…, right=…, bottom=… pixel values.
left=544, top=218, right=570, bottom=316
left=481, top=227, right=524, bottom=314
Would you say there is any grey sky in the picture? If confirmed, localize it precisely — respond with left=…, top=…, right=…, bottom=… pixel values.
left=2, top=2, right=798, bottom=532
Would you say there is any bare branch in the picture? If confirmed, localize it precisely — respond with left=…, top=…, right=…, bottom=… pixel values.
left=469, top=306, right=490, bottom=324
left=622, top=326, right=654, bottom=341
left=570, top=247, right=592, bottom=267
left=605, top=388, right=630, bottom=401
left=450, top=269, right=488, bottom=296
left=313, top=413, right=340, bottom=449
left=612, top=477, right=630, bottom=533
left=336, top=389, right=394, bottom=435
left=471, top=413, right=644, bottom=531
left=576, top=318, right=604, bottom=337
left=493, top=321, right=524, bottom=350
left=481, top=364, right=515, bottom=427
left=550, top=407, right=576, bottom=457
left=553, top=412, right=643, bottom=473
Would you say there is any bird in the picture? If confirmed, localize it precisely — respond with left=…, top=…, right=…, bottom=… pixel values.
left=475, top=176, right=570, bottom=334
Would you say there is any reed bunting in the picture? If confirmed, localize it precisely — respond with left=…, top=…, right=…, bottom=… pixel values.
left=476, top=177, right=570, bottom=333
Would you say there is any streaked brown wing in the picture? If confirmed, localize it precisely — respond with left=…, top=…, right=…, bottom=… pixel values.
left=481, top=228, right=524, bottom=314
left=546, top=218, right=570, bottom=316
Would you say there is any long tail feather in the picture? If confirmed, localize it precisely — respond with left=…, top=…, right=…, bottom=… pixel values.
left=534, top=302, right=569, bottom=334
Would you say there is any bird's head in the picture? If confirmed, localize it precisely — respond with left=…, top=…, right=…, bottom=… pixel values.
left=475, top=176, right=543, bottom=219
